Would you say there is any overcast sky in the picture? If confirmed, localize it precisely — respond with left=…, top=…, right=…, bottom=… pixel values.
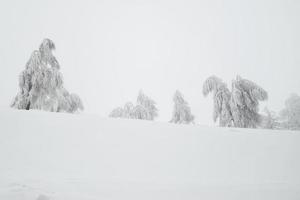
left=0, top=0, right=299, bottom=125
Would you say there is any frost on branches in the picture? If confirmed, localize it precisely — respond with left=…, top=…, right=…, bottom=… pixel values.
left=11, top=39, right=83, bottom=113
left=109, top=90, right=158, bottom=120
left=203, top=75, right=268, bottom=128
left=170, top=90, right=194, bottom=124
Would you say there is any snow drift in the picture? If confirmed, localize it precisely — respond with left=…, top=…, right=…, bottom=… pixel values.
left=0, top=109, right=299, bottom=200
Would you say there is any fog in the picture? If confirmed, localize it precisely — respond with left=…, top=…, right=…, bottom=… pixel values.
left=0, top=0, right=299, bottom=125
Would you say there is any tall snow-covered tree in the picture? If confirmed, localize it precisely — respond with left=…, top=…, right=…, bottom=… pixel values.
left=170, top=90, right=194, bottom=124
left=203, top=76, right=232, bottom=127
left=230, top=75, right=268, bottom=128
left=280, top=93, right=300, bottom=130
left=136, top=90, right=158, bottom=120
left=11, top=39, right=83, bottom=113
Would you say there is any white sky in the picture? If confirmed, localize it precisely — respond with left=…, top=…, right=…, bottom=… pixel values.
left=0, top=0, right=299, bottom=125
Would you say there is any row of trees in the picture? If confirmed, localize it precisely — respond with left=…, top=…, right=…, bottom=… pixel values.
left=109, top=90, right=195, bottom=124
left=11, top=39, right=299, bottom=130
left=203, top=75, right=300, bottom=130
left=110, top=75, right=269, bottom=128
left=109, top=76, right=300, bottom=130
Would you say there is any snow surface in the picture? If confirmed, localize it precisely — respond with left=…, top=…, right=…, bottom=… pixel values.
left=0, top=109, right=299, bottom=200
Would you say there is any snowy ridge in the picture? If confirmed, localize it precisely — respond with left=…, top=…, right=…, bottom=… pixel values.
left=0, top=109, right=299, bottom=200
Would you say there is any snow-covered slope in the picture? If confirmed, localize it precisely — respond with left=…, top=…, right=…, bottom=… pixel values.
left=0, top=110, right=299, bottom=200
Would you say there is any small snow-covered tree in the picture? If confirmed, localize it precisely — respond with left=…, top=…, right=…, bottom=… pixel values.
left=123, top=102, right=135, bottom=119
left=109, top=107, right=124, bottom=118
left=280, top=94, right=300, bottom=130
left=11, top=39, right=83, bottom=113
left=109, top=102, right=135, bottom=119
left=170, top=90, right=194, bottom=124
left=136, top=90, right=158, bottom=120
left=109, top=107, right=123, bottom=118
left=203, top=76, right=232, bottom=126
left=109, top=90, right=158, bottom=120
left=260, top=107, right=279, bottom=129
left=57, top=89, right=84, bottom=113
left=132, top=104, right=149, bottom=120
left=230, top=76, right=268, bottom=128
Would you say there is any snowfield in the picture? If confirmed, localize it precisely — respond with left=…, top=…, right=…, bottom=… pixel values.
left=0, top=109, right=299, bottom=200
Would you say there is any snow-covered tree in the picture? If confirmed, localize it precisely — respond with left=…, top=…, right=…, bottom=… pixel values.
left=170, top=90, right=194, bottom=124
left=57, top=89, right=84, bottom=113
left=132, top=104, right=149, bottom=120
left=109, top=102, right=136, bottom=119
left=109, top=90, right=158, bottom=120
left=230, top=76, right=268, bottom=128
left=11, top=39, right=83, bottom=113
left=280, top=93, right=300, bottom=130
left=260, top=107, right=279, bottom=129
left=203, top=76, right=232, bottom=127
left=109, top=107, right=124, bottom=118
left=136, top=90, right=158, bottom=120
left=123, top=102, right=135, bottom=119
left=203, top=75, right=268, bottom=128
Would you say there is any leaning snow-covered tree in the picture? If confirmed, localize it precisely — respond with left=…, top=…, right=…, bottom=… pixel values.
left=203, top=76, right=232, bottom=127
left=136, top=90, right=158, bottom=120
left=230, top=75, right=268, bottom=128
left=170, top=90, right=194, bottom=124
left=203, top=75, right=268, bottom=128
left=279, top=93, right=300, bottom=130
left=11, top=39, right=83, bottom=113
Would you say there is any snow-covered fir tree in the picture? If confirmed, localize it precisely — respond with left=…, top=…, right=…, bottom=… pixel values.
left=279, top=93, right=300, bottom=130
left=170, top=90, right=194, bottom=124
left=203, top=76, right=232, bottom=127
left=230, top=75, right=268, bottom=128
left=11, top=39, right=83, bottom=113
